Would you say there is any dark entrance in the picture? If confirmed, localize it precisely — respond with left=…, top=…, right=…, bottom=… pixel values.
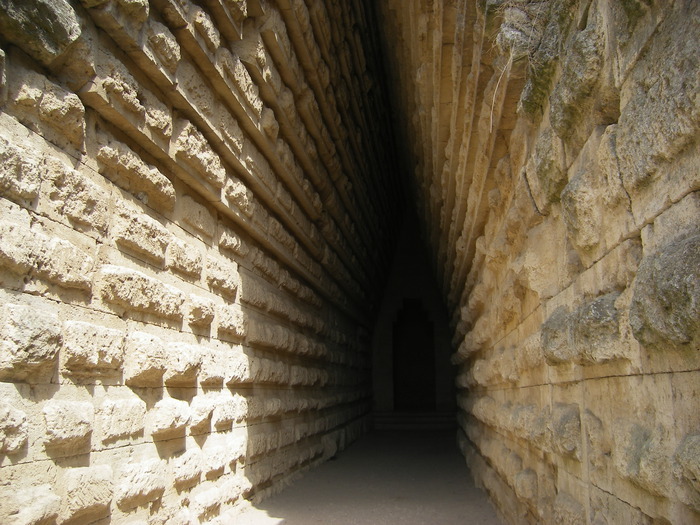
left=392, top=298, right=435, bottom=411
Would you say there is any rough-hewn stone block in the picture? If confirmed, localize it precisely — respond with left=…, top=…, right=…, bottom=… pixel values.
left=0, top=400, right=28, bottom=454
left=60, top=465, right=113, bottom=523
left=43, top=400, right=94, bottom=448
left=115, top=458, right=166, bottom=509
left=62, top=320, right=125, bottom=374
left=123, top=331, right=166, bottom=386
left=98, top=397, right=146, bottom=442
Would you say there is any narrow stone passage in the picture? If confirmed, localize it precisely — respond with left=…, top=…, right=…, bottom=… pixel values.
left=236, top=429, right=503, bottom=525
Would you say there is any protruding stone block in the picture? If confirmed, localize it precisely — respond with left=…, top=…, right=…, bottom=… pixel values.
left=0, top=303, right=62, bottom=382
left=181, top=194, right=216, bottom=238
left=115, top=458, right=166, bottom=510
left=0, top=132, right=41, bottom=204
left=163, top=342, right=201, bottom=386
left=1, top=484, right=60, bottom=525
left=123, top=331, right=166, bottom=386
left=550, top=403, right=581, bottom=460
left=62, top=320, right=125, bottom=374
left=206, top=256, right=239, bottom=298
left=172, top=119, right=226, bottom=188
left=553, top=492, right=585, bottom=525
left=149, top=398, right=190, bottom=439
left=0, top=400, right=28, bottom=453
left=166, top=238, right=203, bottom=277
left=173, top=448, right=201, bottom=486
left=60, top=465, right=113, bottom=523
left=98, top=398, right=146, bottom=442
left=113, top=202, right=171, bottom=265
left=99, top=265, right=185, bottom=320
left=43, top=400, right=93, bottom=448
left=188, top=294, right=215, bottom=326
left=218, top=304, right=248, bottom=340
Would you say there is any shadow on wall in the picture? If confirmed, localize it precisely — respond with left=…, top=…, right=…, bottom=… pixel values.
left=371, top=210, right=455, bottom=413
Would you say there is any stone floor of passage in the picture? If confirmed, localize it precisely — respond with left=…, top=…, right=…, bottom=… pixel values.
left=234, top=429, right=503, bottom=525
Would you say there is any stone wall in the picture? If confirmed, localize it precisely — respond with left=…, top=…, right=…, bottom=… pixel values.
left=0, top=0, right=402, bottom=523
left=378, top=0, right=699, bottom=523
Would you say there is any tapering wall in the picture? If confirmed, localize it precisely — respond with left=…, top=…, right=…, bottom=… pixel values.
left=0, top=0, right=402, bottom=522
left=377, top=0, right=699, bottom=523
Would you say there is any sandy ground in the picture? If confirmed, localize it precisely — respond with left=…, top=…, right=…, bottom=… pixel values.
left=234, top=429, right=504, bottom=525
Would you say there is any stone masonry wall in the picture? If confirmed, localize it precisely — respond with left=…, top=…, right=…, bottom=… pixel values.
left=0, top=0, right=401, bottom=523
left=378, top=0, right=699, bottom=523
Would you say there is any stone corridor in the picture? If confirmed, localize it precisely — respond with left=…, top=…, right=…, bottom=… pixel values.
left=0, top=0, right=698, bottom=524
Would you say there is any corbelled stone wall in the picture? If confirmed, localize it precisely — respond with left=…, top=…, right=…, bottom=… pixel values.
left=378, top=0, right=699, bottom=523
left=1, top=0, right=699, bottom=524
left=0, top=0, right=402, bottom=522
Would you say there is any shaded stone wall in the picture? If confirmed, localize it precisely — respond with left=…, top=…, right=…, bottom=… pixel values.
left=0, top=0, right=402, bottom=522
left=378, top=0, right=699, bottom=523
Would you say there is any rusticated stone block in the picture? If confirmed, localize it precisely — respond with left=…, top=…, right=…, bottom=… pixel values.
left=113, top=202, right=171, bottom=265
left=218, top=304, right=248, bottom=340
left=550, top=403, right=581, bottom=460
left=147, top=19, right=180, bottom=73
left=630, top=234, right=700, bottom=350
left=123, top=331, right=166, bottom=386
left=98, top=265, right=185, bottom=320
left=0, top=400, right=28, bottom=453
left=62, top=320, right=125, bottom=374
left=542, top=306, right=573, bottom=365
left=211, top=395, right=246, bottom=430
left=0, top=0, right=80, bottom=66
left=173, top=448, right=201, bottom=486
left=525, top=127, right=566, bottom=211
left=98, top=398, right=146, bottom=442
left=675, top=433, right=700, bottom=510
left=570, top=293, right=623, bottom=364
left=553, top=492, right=585, bottom=525
left=1, top=484, right=60, bottom=525
left=0, top=132, right=41, bottom=204
left=199, top=346, right=225, bottom=385
left=181, top=194, right=216, bottom=238
left=188, top=294, right=215, bottom=326
left=115, top=458, right=166, bottom=510
left=613, top=421, right=671, bottom=497
left=166, top=238, right=203, bottom=278
left=0, top=303, right=61, bottom=382
left=172, top=119, right=226, bottom=188
left=43, top=400, right=93, bottom=448
left=225, top=178, right=255, bottom=217
left=96, top=137, right=175, bottom=211
left=189, top=395, right=213, bottom=431
left=163, top=342, right=201, bottom=386
left=8, top=65, right=84, bottom=150
left=149, top=398, right=189, bottom=439
left=60, top=465, right=113, bottom=523
left=206, top=256, right=239, bottom=298
left=218, top=224, right=249, bottom=257
left=45, top=157, right=110, bottom=234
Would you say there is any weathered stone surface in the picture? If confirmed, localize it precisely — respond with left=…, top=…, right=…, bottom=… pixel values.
left=149, top=398, right=189, bottom=438
left=60, top=465, right=113, bottom=523
left=163, top=342, right=201, bottom=386
left=122, top=331, right=166, bottom=386
left=0, top=400, right=28, bottom=453
left=0, top=0, right=81, bottom=66
left=172, top=119, right=226, bottom=188
left=98, top=265, right=185, bottom=319
left=0, top=132, right=42, bottom=204
left=115, top=458, right=166, bottom=509
left=630, top=234, right=700, bottom=350
left=98, top=397, right=146, bottom=442
left=0, top=303, right=62, bottom=381
left=62, top=320, right=125, bottom=374
left=43, top=400, right=93, bottom=448
left=188, top=294, right=215, bottom=326
left=113, top=202, right=171, bottom=265
left=1, top=484, right=60, bottom=525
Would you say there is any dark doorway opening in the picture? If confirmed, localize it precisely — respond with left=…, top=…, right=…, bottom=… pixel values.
left=392, top=298, right=436, bottom=411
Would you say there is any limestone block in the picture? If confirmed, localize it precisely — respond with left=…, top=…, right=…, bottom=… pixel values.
left=225, top=177, right=255, bottom=217
left=1, top=484, right=60, bottom=525
left=218, top=51, right=263, bottom=118
left=0, top=132, right=42, bottom=204
left=203, top=445, right=229, bottom=477
left=98, top=265, right=185, bottom=320
left=45, top=157, right=109, bottom=234
left=553, top=492, right=586, bottom=525
left=218, top=224, right=249, bottom=257
left=140, top=87, right=172, bottom=139
left=675, top=434, right=700, bottom=510
left=123, top=331, right=166, bottom=386
left=189, top=395, right=213, bottom=431
left=62, top=320, right=125, bottom=374
left=113, top=202, right=171, bottom=265
left=211, top=395, right=245, bottom=429
left=173, top=448, right=202, bottom=486
left=147, top=20, right=180, bottom=74
left=0, top=303, right=62, bottom=382
left=166, top=238, right=203, bottom=277
left=542, top=306, right=573, bottom=365
left=98, top=397, right=146, bottom=442
left=149, top=398, right=190, bottom=439
left=630, top=234, right=700, bottom=350
left=613, top=421, right=671, bottom=497
left=115, top=458, right=166, bottom=509
left=96, top=137, right=176, bottom=211
left=0, top=0, right=80, bottom=66
left=93, top=56, right=145, bottom=117
left=60, top=465, right=113, bottom=523
left=561, top=169, right=602, bottom=253
left=550, top=403, right=581, bottom=460
left=218, top=304, right=248, bottom=340
left=8, top=65, right=85, bottom=150
left=570, top=293, right=623, bottom=364
left=549, top=17, right=604, bottom=141
left=192, top=7, right=220, bottom=52
left=524, top=127, right=566, bottom=211
left=188, top=294, right=215, bottom=326
left=163, top=342, right=201, bottom=386
left=206, top=256, right=239, bottom=298
left=172, top=119, right=226, bottom=188
left=193, top=486, right=221, bottom=517
left=181, top=194, right=216, bottom=238
left=0, top=400, right=28, bottom=453
left=43, top=400, right=93, bottom=448
left=199, top=346, right=225, bottom=385
left=584, top=410, right=611, bottom=473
